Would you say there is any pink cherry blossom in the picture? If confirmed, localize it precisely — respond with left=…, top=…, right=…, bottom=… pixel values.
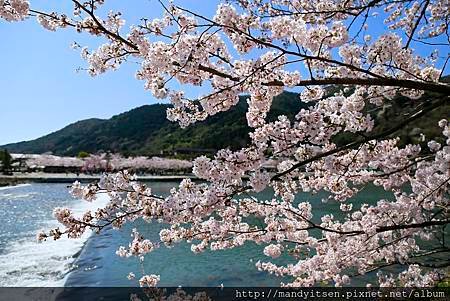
left=2, top=0, right=449, bottom=288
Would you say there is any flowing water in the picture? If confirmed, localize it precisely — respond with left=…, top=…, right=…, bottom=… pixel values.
left=0, top=182, right=396, bottom=287
left=0, top=183, right=109, bottom=287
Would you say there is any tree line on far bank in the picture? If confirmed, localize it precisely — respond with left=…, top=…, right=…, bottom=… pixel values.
left=0, top=149, right=12, bottom=175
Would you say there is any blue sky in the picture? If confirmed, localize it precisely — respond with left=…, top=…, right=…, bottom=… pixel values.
left=0, top=1, right=448, bottom=145
left=0, top=0, right=218, bottom=145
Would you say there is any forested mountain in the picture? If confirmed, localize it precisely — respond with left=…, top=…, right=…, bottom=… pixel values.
left=2, top=88, right=448, bottom=158
left=2, top=92, right=306, bottom=156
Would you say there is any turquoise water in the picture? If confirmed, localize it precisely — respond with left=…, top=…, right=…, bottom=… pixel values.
left=0, top=182, right=395, bottom=287
left=66, top=181, right=395, bottom=287
left=66, top=181, right=289, bottom=287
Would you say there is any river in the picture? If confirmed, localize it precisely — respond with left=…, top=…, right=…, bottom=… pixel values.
left=0, top=182, right=395, bottom=287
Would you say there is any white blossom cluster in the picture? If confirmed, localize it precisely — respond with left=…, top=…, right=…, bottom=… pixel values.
left=13, top=153, right=192, bottom=173
left=3, top=0, right=449, bottom=288
left=0, top=0, right=28, bottom=21
left=82, top=153, right=192, bottom=173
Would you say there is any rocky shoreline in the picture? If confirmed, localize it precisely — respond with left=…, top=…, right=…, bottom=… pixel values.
left=0, top=178, right=21, bottom=187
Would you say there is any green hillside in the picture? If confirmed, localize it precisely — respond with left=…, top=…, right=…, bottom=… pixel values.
left=1, top=92, right=306, bottom=157
left=1, top=88, right=448, bottom=158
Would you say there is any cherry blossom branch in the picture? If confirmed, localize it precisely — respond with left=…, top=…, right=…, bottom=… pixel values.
left=272, top=96, right=448, bottom=180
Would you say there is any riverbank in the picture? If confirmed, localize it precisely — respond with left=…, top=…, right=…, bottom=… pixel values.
left=0, top=181, right=397, bottom=289
left=0, top=172, right=197, bottom=185
left=0, top=178, right=19, bottom=187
